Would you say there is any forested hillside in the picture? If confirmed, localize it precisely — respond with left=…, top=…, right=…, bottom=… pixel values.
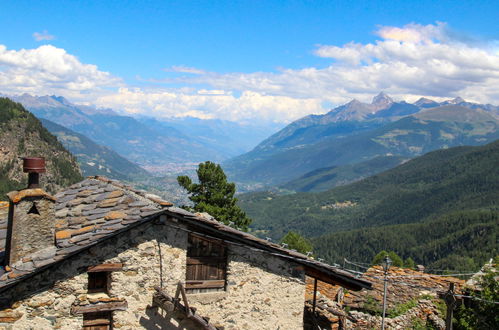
left=282, top=155, right=408, bottom=192
left=239, top=140, right=499, bottom=269
left=314, top=210, right=497, bottom=271
left=0, top=98, right=82, bottom=198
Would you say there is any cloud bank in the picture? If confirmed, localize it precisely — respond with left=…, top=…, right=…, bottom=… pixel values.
left=2, top=23, right=499, bottom=123
left=0, top=44, right=121, bottom=99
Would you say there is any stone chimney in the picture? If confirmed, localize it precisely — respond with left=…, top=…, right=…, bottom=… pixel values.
left=5, top=157, right=56, bottom=267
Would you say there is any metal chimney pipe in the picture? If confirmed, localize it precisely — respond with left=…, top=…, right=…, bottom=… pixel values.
left=23, top=157, right=46, bottom=189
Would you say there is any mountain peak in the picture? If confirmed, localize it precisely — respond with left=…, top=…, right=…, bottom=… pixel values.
left=50, top=95, right=72, bottom=106
left=414, top=97, right=439, bottom=108
left=347, top=99, right=362, bottom=106
left=372, top=92, right=393, bottom=105
left=449, top=96, right=465, bottom=104
left=371, top=92, right=393, bottom=111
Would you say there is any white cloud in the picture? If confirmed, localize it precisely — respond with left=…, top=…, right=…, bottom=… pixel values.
left=376, top=22, right=446, bottom=43
left=2, top=22, right=499, bottom=123
left=95, top=88, right=322, bottom=123
left=32, top=30, right=56, bottom=41
left=164, top=65, right=206, bottom=74
left=0, top=44, right=121, bottom=100
left=176, top=23, right=499, bottom=106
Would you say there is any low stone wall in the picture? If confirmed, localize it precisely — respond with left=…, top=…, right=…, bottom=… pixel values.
left=348, top=299, right=445, bottom=329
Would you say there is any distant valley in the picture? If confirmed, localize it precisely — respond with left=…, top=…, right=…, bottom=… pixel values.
left=9, top=94, right=282, bottom=172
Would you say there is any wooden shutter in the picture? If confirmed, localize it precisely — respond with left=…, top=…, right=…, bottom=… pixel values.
left=186, top=234, right=226, bottom=289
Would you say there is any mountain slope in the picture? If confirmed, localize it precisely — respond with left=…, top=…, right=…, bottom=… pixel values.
left=228, top=105, right=499, bottom=186
left=239, top=139, right=499, bottom=240
left=12, top=94, right=282, bottom=168
left=40, top=119, right=150, bottom=181
left=281, top=155, right=408, bottom=192
left=0, top=98, right=82, bottom=198
left=224, top=93, right=405, bottom=172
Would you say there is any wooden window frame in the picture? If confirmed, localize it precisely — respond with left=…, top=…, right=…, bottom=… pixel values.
left=186, top=233, right=227, bottom=291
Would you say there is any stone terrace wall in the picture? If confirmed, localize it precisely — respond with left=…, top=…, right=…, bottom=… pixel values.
left=0, top=219, right=307, bottom=329
left=189, top=244, right=306, bottom=330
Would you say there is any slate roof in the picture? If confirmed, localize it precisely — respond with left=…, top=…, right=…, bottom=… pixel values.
left=0, top=176, right=371, bottom=292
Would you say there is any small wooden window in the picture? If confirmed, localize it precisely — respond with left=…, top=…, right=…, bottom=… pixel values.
left=186, top=234, right=227, bottom=291
left=83, top=312, right=112, bottom=330
left=88, top=272, right=108, bottom=293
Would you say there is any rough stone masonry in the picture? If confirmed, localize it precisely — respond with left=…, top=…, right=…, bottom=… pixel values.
left=0, top=218, right=306, bottom=329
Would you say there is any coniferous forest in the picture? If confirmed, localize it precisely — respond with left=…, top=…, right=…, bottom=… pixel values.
left=238, top=140, right=499, bottom=270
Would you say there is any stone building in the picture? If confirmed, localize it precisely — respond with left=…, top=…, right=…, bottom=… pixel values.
left=0, top=171, right=371, bottom=329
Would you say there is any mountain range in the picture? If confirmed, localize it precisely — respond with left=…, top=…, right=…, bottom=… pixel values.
left=224, top=93, right=499, bottom=189
left=8, top=94, right=281, bottom=172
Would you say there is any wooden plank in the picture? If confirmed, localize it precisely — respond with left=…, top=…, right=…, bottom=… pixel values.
left=88, top=263, right=123, bottom=272
left=83, top=318, right=111, bottom=326
left=186, top=257, right=226, bottom=265
left=72, top=301, right=128, bottom=314
left=186, top=280, right=225, bottom=289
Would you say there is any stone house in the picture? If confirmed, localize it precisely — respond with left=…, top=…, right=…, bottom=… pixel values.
left=0, top=165, right=371, bottom=329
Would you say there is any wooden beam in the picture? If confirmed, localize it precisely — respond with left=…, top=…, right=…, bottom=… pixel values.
left=87, top=263, right=123, bottom=272
left=312, top=278, right=318, bottom=313
left=83, top=318, right=111, bottom=326
left=71, top=301, right=128, bottom=314
left=185, top=280, right=225, bottom=289
left=305, top=266, right=365, bottom=291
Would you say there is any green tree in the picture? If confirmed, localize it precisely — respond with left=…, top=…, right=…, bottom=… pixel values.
left=455, top=260, right=499, bottom=329
left=177, top=161, right=252, bottom=231
left=372, top=250, right=403, bottom=268
left=280, top=231, right=313, bottom=254
left=403, top=257, right=416, bottom=269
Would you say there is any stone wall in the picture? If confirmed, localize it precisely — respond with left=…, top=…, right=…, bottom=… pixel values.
left=0, top=219, right=306, bottom=329
left=348, top=299, right=445, bottom=329
left=189, top=244, right=306, bottom=330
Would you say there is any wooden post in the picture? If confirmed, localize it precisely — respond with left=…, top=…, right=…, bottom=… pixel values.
left=443, top=283, right=456, bottom=330
left=312, top=278, right=318, bottom=313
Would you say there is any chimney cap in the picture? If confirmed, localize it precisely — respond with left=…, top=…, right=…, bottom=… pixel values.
left=23, top=157, right=46, bottom=173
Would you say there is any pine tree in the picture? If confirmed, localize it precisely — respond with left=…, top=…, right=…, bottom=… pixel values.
left=372, top=250, right=403, bottom=267
left=280, top=231, right=313, bottom=254
left=177, top=161, right=252, bottom=231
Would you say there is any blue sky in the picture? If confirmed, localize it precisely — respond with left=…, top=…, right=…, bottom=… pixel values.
left=1, top=0, right=498, bottom=122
